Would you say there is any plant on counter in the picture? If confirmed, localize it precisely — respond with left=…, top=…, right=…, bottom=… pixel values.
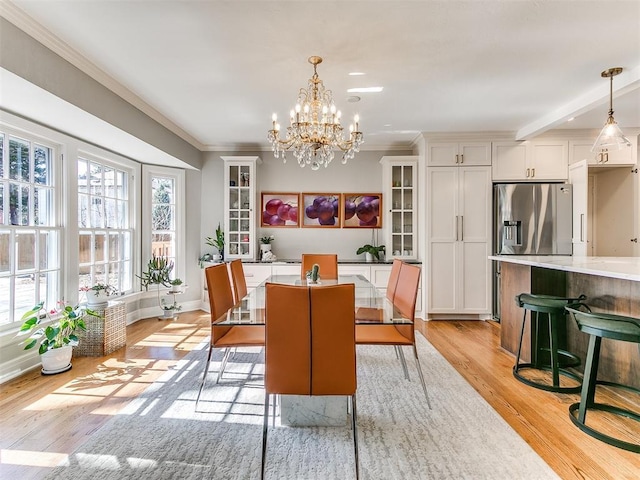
left=205, top=223, right=225, bottom=259
left=357, top=244, right=386, bottom=262
left=260, top=235, right=275, bottom=244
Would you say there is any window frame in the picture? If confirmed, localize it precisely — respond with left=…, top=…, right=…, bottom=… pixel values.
left=0, top=125, right=62, bottom=332
left=141, top=165, right=185, bottom=286
left=77, top=149, right=137, bottom=297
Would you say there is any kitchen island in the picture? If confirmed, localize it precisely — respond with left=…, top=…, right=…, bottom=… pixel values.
left=490, top=255, right=640, bottom=388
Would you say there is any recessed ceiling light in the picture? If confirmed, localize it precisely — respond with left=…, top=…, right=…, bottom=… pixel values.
left=567, top=117, right=575, bottom=122
left=347, top=96, right=361, bottom=103
left=349, top=72, right=365, bottom=76
left=347, top=87, right=383, bottom=93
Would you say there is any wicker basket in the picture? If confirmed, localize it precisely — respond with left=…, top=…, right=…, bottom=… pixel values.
left=74, top=301, right=126, bottom=357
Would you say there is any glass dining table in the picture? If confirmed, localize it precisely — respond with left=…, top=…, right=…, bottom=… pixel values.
left=216, top=274, right=413, bottom=327
left=213, top=274, right=413, bottom=427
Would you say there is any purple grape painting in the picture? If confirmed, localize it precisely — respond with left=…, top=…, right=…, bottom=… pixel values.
left=260, top=193, right=300, bottom=227
left=302, top=193, right=341, bottom=227
left=342, top=193, right=383, bottom=228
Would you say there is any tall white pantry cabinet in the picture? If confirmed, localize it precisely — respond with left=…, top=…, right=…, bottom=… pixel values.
left=426, top=161, right=492, bottom=317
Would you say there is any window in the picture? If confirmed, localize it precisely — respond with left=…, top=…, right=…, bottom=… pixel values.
left=0, top=131, right=60, bottom=328
left=78, top=154, right=133, bottom=296
left=142, top=166, right=185, bottom=283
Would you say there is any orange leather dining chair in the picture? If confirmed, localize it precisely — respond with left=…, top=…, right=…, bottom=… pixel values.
left=355, top=262, right=431, bottom=407
left=228, top=259, right=248, bottom=305
left=301, top=253, right=339, bottom=280
left=196, top=263, right=264, bottom=409
left=355, top=258, right=403, bottom=324
left=261, top=283, right=359, bottom=480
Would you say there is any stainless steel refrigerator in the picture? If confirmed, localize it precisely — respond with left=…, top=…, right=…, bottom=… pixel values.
left=492, top=183, right=572, bottom=320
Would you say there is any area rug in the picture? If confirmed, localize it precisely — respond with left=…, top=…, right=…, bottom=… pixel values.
left=45, top=334, right=560, bottom=480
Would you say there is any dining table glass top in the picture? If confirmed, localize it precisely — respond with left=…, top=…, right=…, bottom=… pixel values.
left=216, top=274, right=412, bottom=326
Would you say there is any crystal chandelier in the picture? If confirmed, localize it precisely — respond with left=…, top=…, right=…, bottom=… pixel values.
left=267, top=56, right=364, bottom=170
left=591, top=67, right=631, bottom=152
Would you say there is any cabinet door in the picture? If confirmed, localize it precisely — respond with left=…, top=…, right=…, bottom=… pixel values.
left=223, top=156, right=260, bottom=260
left=381, top=156, right=418, bottom=259
left=569, top=160, right=588, bottom=256
left=459, top=142, right=491, bottom=166
left=427, top=168, right=458, bottom=312
left=569, top=140, right=637, bottom=166
left=428, top=143, right=458, bottom=166
left=530, top=141, right=568, bottom=180
left=492, top=142, right=528, bottom=180
left=458, top=167, right=491, bottom=312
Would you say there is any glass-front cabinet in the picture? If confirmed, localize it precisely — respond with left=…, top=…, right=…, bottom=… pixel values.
left=222, top=156, right=261, bottom=260
left=380, top=156, right=418, bottom=260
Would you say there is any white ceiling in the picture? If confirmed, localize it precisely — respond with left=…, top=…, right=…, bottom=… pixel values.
left=4, top=0, right=640, bottom=152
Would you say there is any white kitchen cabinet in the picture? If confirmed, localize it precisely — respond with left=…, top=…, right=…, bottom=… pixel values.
left=380, top=156, right=418, bottom=260
left=222, top=156, right=261, bottom=260
left=569, top=160, right=589, bottom=256
left=569, top=139, right=637, bottom=166
left=427, top=166, right=491, bottom=315
left=492, top=140, right=568, bottom=181
left=428, top=141, right=491, bottom=166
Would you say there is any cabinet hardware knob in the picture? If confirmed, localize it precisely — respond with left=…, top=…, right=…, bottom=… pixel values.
left=531, top=168, right=535, bottom=177
left=460, top=154, right=464, bottom=164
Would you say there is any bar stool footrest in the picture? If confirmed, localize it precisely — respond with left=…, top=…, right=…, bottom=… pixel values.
left=513, top=363, right=582, bottom=393
left=569, top=401, right=640, bottom=453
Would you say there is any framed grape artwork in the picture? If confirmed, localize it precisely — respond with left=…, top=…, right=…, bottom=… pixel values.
left=301, top=193, right=341, bottom=228
left=260, top=192, right=300, bottom=227
left=342, top=193, right=383, bottom=228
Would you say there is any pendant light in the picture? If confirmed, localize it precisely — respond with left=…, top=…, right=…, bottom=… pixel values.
left=591, top=67, right=631, bottom=152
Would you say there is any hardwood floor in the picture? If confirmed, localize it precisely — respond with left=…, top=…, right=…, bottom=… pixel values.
left=1, top=311, right=638, bottom=479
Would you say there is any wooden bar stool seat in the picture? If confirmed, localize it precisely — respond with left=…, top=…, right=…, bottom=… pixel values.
left=513, top=293, right=584, bottom=393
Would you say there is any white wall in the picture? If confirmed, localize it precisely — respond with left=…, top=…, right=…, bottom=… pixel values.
left=200, top=148, right=412, bottom=261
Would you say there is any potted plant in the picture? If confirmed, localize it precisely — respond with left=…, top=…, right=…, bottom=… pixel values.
left=168, top=278, right=186, bottom=294
left=18, top=301, right=100, bottom=374
left=161, top=298, right=182, bottom=319
left=260, top=235, right=275, bottom=260
left=79, top=282, right=117, bottom=307
left=205, top=223, right=225, bottom=261
left=138, top=254, right=174, bottom=290
left=357, top=244, right=386, bottom=262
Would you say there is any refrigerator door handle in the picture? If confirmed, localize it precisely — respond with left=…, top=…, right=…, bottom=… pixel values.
left=580, top=213, right=584, bottom=242
left=455, top=216, right=459, bottom=241
left=460, top=215, right=464, bottom=241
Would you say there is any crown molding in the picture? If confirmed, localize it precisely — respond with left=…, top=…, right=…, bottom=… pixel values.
left=0, top=1, right=206, bottom=151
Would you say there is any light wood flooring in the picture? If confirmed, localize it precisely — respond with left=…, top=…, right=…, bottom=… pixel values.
left=1, top=311, right=638, bottom=479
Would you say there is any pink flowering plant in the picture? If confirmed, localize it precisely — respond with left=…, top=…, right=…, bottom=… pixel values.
left=18, top=301, right=99, bottom=354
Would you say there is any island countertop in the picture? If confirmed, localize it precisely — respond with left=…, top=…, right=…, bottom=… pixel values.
left=489, top=255, right=640, bottom=282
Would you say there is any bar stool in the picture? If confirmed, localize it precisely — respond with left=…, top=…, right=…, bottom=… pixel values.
left=513, top=293, right=584, bottom=393
left=565, top=305, right=640, bottom=453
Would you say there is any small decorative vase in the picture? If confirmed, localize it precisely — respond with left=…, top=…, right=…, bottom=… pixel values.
left=260, top=244, right=272, bottom=260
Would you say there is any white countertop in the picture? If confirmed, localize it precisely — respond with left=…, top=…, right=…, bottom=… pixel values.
left=489, top=255, right=640, bottom=282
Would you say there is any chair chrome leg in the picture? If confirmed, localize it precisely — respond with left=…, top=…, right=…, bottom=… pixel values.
left=217, top=347, right=232, bottom=384
left=261, top=393, right=270, bottom=480
left=397, top=345, right=411, bottom=380
left=351, top=395, right=360, bottom=480
left=195, top=342, right=215, bottom=410
left=413, top=343, right=432, bottom=409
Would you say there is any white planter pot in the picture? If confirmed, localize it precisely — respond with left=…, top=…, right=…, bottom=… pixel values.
left=40, top=345, right=73, bottom=375
left=86, top=289, right=109, bottom=308
left=365, top=252, right=374, bottom=263
left=162, top=309, right=176, bottom=319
